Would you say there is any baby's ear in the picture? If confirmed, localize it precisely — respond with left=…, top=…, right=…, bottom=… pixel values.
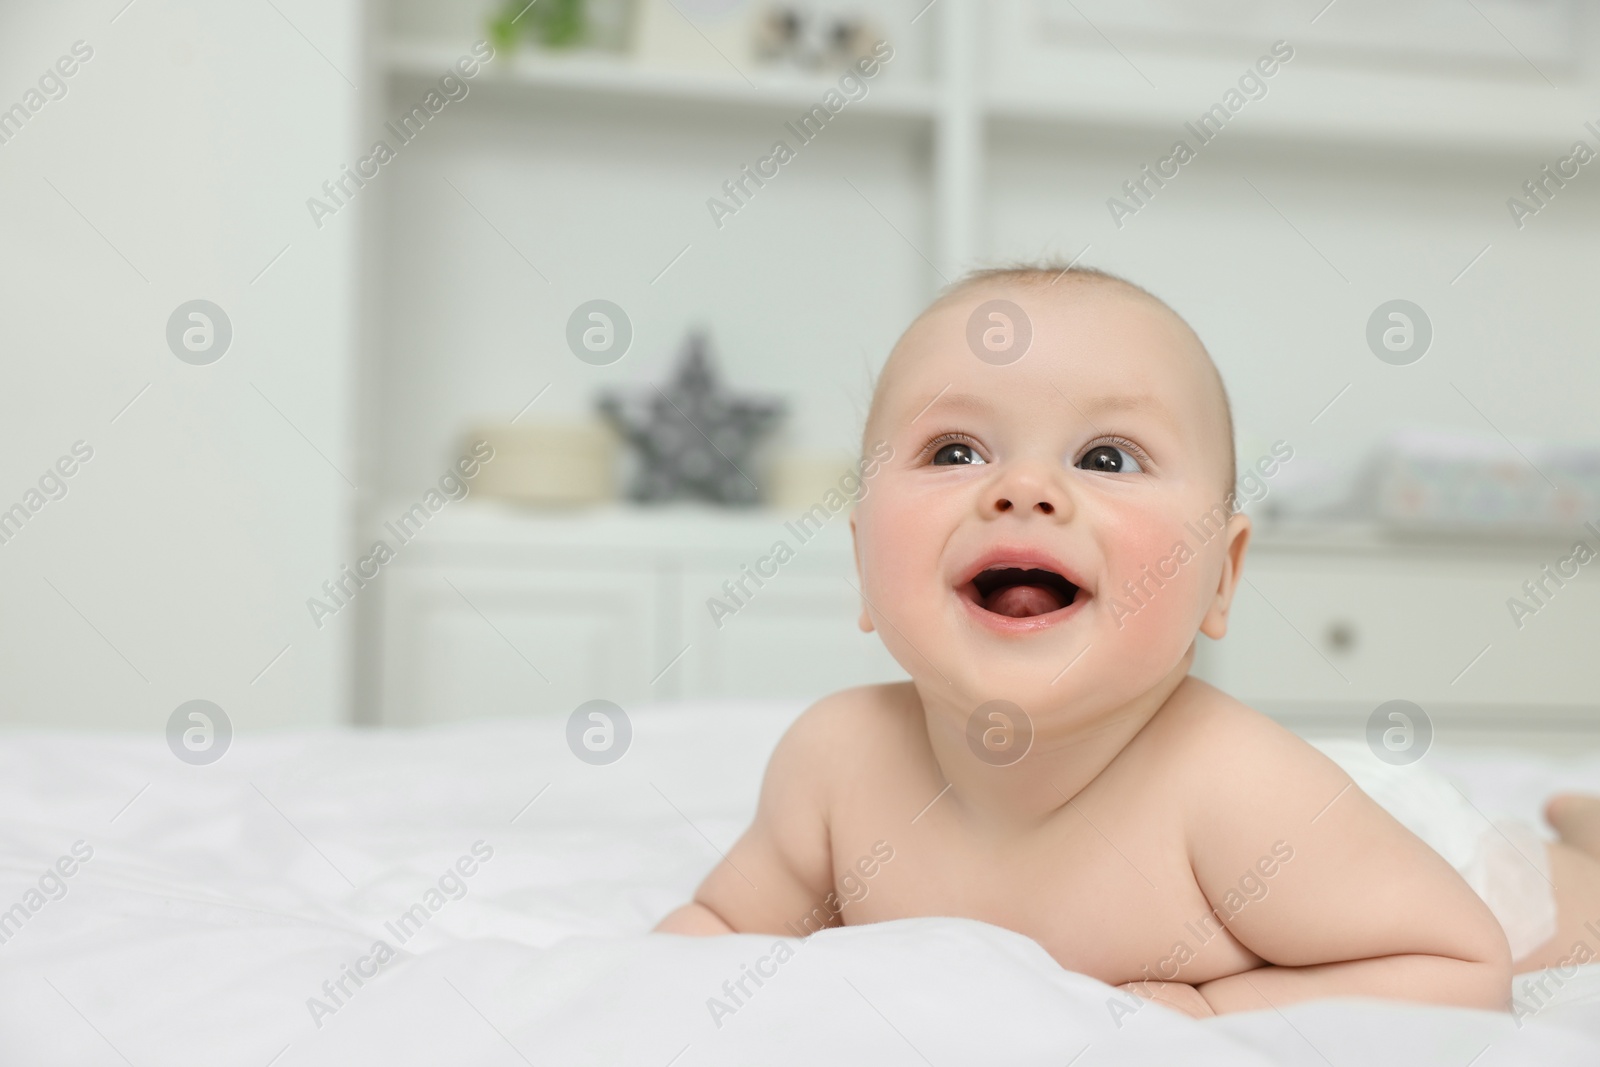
left=849, top=512, right=875, bottom=633
left=1199, top=511, right=1251, bottom=639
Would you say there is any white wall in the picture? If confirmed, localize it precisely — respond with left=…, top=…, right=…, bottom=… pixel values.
left=0, top=0, right=361, bottom=729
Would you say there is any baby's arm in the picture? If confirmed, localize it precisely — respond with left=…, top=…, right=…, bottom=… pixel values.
left=655, top=698, right=840, bottom=936
left=1186, top=720, right=1512, bottom=1013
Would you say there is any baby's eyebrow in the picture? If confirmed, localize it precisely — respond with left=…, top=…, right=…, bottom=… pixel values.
left=1074, top=392, right=1172, bottom=419
left=903, top=387, right=1173, bottom=428
left=906, top=389, right=990, bottom=424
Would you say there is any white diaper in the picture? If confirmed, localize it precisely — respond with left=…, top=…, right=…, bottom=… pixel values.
left=1311, top=739, right=1558, bottom=962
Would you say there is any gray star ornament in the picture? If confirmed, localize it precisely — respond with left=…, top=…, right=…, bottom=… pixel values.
left=597, top=330, right=785, bottom=506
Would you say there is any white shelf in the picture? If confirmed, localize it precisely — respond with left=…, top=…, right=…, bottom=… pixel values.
left=383, top=42, right=940, bottom=123
left=986, top=75, right=1586, bottom=156
left=385, top=40, right=1584, bottom=154
left=375, top=500, right=854, bottom=562
left=1246, top=518, right=1582, bottom=555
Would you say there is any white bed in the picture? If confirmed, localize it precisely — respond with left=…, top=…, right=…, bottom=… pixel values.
left=2, top=703, right=1598, bottom=1066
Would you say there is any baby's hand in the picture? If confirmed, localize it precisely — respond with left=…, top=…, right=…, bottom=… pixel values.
left=1115, top=980, right=1214, bottom=1020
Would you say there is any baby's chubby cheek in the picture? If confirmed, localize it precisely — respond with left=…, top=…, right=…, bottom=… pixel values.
left=852, top=487, right=950, bottom=623
left=1096, top=506, right=1212, bottom=662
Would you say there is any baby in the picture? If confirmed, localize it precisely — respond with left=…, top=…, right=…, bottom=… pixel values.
left=656, top=266, right=1600, bottom=1019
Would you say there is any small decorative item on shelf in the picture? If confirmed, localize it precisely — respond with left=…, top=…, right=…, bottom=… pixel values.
left=768, top=452, right=861, bottom=512
left=630, top=0, right=757, bottom=72
left=754, top=2, right=881, bottom=70
left=488, top=0, right=637, bottom=54
left=1313, top=429, right=1600, bottom=533
left=467, top=419, right=618, bottom=507
left=597, top=329, right=784, bottom=506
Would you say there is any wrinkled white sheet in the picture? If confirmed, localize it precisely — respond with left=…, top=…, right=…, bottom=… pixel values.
left=0, top=703, right=1598, bottom=1066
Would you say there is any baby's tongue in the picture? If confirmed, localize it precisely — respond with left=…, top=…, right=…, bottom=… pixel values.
left=985, top=583, right=1068, bottom=618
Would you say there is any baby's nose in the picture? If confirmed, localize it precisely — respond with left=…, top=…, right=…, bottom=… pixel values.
left=987, top=462, right=1072, bottom=520
left=992, top=494, right=1056, bottom=515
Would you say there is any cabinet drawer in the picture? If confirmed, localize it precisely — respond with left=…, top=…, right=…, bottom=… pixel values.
left=677, top=559, right=906, bottom=701
left=381, top=566, right=659, bottom=724
left=1201, top=552, right=1600, bottom=708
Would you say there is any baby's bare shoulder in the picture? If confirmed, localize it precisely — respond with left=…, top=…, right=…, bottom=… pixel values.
left=751, top=683, right=922, bottom=844
left=776, top=682, right=923, bottom=776
left=1150, top=677, right=1349, bottom=820
left=693, top=685, right=919, bottom=932
left=1149, top=678, right=1509, bottom=976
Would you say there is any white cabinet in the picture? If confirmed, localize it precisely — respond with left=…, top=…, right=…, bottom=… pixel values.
left=381, top=563, right=659, bottom=725
left=374, top=508, right=1600, bottom=744
left=678, top=565, right=893, bottom=699
left=375, top=503, right=905, bottom=724
left=1195, top=524, right=1600, bottom=741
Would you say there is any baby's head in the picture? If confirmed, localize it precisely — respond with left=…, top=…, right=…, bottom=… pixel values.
left=850, top=265, right=1251, bottom=721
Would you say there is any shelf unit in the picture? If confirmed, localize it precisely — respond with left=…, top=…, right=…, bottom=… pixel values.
left=384, top=42, right=943, bottom=120
left=388, top=36, right=1591, bottom=147
left=354, top=1, right=1600, bottom=727
left=379, top=0, right=1593, bottom=274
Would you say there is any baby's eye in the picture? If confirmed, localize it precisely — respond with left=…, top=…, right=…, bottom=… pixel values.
left=932, top=442, right=985, bottom=466
left=1077, top=444, right=1143, bottom=474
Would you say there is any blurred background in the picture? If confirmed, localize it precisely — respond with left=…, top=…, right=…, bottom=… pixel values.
left=2, top=0, right=1598, bottom=750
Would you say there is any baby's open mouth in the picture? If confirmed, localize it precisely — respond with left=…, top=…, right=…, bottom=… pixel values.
left=964, top=567, right=1081, bottom=619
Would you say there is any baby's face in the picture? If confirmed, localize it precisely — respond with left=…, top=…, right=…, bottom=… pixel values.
left=852, top=282, right=1246, bottom=721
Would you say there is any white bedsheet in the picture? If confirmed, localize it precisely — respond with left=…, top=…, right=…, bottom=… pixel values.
left=1, top=703, right=1598, bottom=1066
